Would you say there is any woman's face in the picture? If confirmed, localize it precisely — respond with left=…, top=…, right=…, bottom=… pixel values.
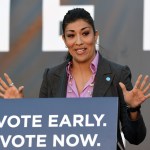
left=63, top=19, right=98, bottom=64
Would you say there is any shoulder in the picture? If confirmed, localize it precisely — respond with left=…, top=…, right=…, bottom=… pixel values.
left=42, top=61, right=68, bottom=79
left=102, top=56, right=131, bottom=76
left=100, top=56, right=133, bottom=90
left=98, top=54, right=132, bottom=86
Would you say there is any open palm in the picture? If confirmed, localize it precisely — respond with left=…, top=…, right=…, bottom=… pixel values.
left=0, top=73, right=24, bottom=99
left=119, top=75, right=150, bottom=108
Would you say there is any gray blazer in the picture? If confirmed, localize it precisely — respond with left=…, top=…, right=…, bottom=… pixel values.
left=39, top=54, right=146, bottom=150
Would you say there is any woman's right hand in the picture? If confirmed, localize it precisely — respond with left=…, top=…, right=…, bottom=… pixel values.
left=0, top=73, right=24, bottom=99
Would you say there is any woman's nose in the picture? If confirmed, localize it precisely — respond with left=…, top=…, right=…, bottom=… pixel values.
left=75, top=35, right=83, bottom=45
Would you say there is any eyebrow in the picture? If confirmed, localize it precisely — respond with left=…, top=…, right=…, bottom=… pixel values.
left=66, top=27, right=90, bottom=32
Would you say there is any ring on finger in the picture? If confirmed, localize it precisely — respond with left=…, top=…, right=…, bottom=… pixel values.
left=9, top=82, right=14, bottom=87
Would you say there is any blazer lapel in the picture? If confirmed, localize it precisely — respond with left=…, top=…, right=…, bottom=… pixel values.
left=51, top=62, right=68, bottom=97
left=93, top=54, right=115, bottom=97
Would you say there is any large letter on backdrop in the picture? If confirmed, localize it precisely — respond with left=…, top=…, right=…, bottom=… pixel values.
left=42, top=0, right=94, bottom=51
left=143, top=0, right=150, bottom=51
left=0, top=0, right=10, bottom=52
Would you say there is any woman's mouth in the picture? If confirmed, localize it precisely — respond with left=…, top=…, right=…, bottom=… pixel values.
left=75, top=48, right=86, bottom=55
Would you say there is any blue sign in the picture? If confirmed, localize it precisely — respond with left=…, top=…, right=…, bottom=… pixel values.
left=0, top=97, right=118, bottom=150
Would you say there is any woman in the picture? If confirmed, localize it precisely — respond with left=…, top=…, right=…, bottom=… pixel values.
left=0, top=8, right=150, bottom=150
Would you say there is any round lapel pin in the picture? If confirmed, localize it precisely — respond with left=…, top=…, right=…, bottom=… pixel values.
left=106, top=77, right=111, bottom=81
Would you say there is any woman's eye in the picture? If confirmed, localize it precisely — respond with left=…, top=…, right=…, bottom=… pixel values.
left=67, top=34, right=74, bottom=38
left=83, top=32, right=89, bottom=36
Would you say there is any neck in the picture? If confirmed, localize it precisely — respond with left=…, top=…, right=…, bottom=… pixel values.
left=72, top=61, right=91, bottom=72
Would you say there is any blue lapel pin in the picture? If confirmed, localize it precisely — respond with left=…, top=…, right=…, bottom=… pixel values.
left=106, top=77, right=111, bottom=81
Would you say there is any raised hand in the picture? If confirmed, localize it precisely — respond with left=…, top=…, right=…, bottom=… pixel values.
left=119, top=74, right=150, bottom=108
left=0, top=73, right=24, bottom=99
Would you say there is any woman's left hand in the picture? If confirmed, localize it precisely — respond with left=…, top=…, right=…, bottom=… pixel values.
left=119, top=74, right=150, bottom=108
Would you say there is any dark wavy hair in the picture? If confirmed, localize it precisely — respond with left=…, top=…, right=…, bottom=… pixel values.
left=62, top=8, right=96, bottom=61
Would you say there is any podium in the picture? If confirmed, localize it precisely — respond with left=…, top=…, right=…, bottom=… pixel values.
left=0, top=97, right=118, bottom=150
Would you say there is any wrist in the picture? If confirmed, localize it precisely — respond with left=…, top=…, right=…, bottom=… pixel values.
left=127, top=105, right=141, bottom=112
